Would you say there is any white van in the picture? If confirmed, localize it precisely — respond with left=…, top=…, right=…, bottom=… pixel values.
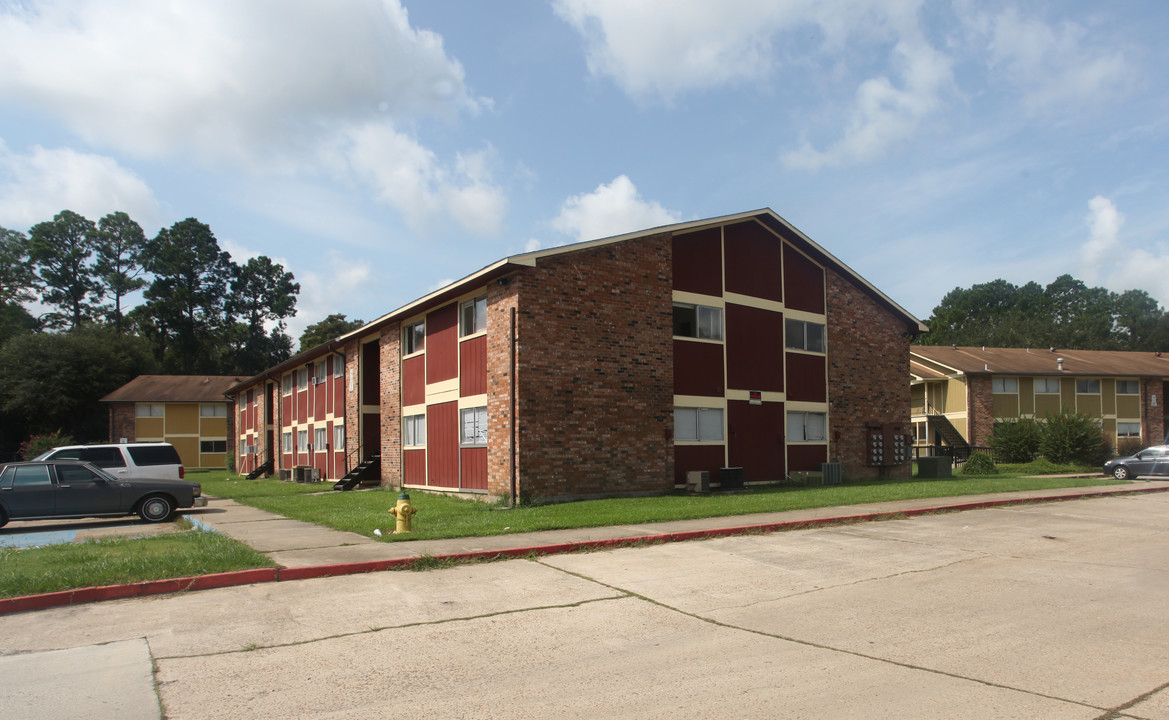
left=34, top=442, right=185, bottom=480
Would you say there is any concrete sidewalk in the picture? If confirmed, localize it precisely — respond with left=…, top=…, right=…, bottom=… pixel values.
left=191, top=478, right=1169, bottom=568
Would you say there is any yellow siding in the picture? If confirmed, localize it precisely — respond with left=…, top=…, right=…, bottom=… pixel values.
left=168, top=436, right=200, bottom=468
left=200, top=452, right=227, bottom=469
left=1061, top=379, right=1075, bottom=408
left=1117, top=395, right=1140, bottom=418
left=166, top=404, right=199, bottom=435
left=1034, top=395, right=1062, bottom=417
left=992, top=394, right=1020, bottom=419
left=1102, top=379, right=1116, bottom=415
left=1019, top=377, right=1034, bottom=415
left=200, top=417, right=227, bottom=438
left=1101, top=418, right=1116, bottom=437
left=927, top=382, right=947, bottom=413
left=911, top=385, right=925, bottom=413
left=136, top=417, right=164, bottom=439
left=946, top=378, right=966, bottom=413
left=1077, top=393, right=1102, bottom=416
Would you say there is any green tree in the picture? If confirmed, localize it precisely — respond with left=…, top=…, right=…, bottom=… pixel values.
left=225, top=255, right=299, bottom=374
left=0, top=327, right=159, bottom=442
left=0, top=225, right=39, bottom=306
left=140, top=218, right=234, bottom=373
left=298, top=313, right=365, bottom=352
left=94, top=211, right=149, bottom=332
left=27, top=210, right=102, bottom=329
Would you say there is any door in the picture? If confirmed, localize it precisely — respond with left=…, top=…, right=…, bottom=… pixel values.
left=0, top=464, right=56, bottom=518
left=54, top=464, right=124, bottom=515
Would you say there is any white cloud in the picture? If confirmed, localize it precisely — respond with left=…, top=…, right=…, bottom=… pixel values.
left=552, top=175, right=680, bottom=242
left=1081, top=195, right=1123, bottom=282
left=1079, top=196, right=1169, bottom=308
left=290, top=252, right=376, bottom=341
left=0, top=140, right=161, bottom=229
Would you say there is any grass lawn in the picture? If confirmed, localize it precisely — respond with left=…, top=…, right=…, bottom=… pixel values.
left=0, top=525, right=277, bottom=600
left=198, top=464, right=1123, bottom=543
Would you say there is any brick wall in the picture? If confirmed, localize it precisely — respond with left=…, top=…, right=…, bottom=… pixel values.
left=109, top=403, right=135, bottom=442
left=486, top=278, right=520, bottom=498
left=509, top=234, right=675, bottom=502
left=825, top=270, right=914, bottom=480
left=968, top=375, right=995, bottom=447
left=379, top=328, right=401, bottom=487
left=1145, top=378, right=1166, bottom=446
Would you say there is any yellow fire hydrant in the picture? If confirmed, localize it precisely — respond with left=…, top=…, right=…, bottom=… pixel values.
left=389, top=492, right=417, bottom=534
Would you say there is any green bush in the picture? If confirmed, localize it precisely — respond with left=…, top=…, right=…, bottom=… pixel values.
left=961, top=452, right=998, bottom=476
left=989, top=418, right=1042, bottom=463
left=18, top=430, right=74, bottom=460
left=1116, top=437, right=1143, bottom=457
left=1038, top=410, right=1111, bottom=466
left=225, top=450, right=235, bottom=473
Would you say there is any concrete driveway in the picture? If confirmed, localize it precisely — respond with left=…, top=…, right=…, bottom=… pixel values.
left=4, top=492, right=1169, bottom=718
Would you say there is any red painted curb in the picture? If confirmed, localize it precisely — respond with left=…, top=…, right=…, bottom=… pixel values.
left=2, top=484, right=1165, bottom=616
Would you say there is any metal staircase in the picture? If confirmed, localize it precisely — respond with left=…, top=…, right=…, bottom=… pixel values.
left=926, top=415, right=970, bottom=450
left=246, top=456, right=274, bottom=480
left=333, top=454, right=381, bottom=491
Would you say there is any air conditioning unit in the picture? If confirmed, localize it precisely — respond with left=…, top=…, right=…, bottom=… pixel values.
left=820, top=462, right=843, bottom=485
left=686, top=470, right=710, bottom=493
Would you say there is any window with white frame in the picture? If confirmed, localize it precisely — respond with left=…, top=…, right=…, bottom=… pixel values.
left=200, top=403, right=227, bottom=417
left=674, top=407, right=724, bottom=442
left=333, top=354, right=344, bottom=378
left=1118, top=422, right=1141, bottom=437
left=315, top=427, right=327, bottom=452
left=282, top=373, right=292, bottom=395
left=297, top=367, right=309, bottom=391
left=238, top=394, right=246, bottom=409
left=402, top=321, right=425, bottom=355
left=239, top=439, right=247, bottom=456
left=460, top=296, right=487, bottom=337
left=992, top=377, right=1018, bottom=393
left=136, top=403, right=164, bottom=417
left=672, top=303, right=723, bottom=340
left=787, top=411, right=827, bottom=442
left=1117, top=380, right=1139, bottom=395
left=1035, top=378, right=1060, bottom=394
left=403, top=414, right=426, bottom=447
left=1076, top=379, right=1101, bottom=394
left=282, top=431, right=292, bottom=452
left=314, top=361, right=326, bottom=385
left=334, top=424, right=345, bottom=451
left=296, top=430, right=308, bottom=453
left=785, top=319, right=826, bottom=353
left=460, top=407, right=487, bottom=445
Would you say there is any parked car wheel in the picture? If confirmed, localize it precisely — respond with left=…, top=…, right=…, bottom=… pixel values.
left=137, top=495, right=175, bottom=523
left=1112, top=465, right=1132, bottom=480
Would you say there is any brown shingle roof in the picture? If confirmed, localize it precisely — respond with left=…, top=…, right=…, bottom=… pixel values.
left=100, top=375, right=245, bottom=403
left=910, top=346, right=1169, bottom=378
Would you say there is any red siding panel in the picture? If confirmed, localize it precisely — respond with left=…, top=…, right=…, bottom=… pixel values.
left=788, top=444, right=828, bottom=472
left=727, top=399, right=786, bottom=483
left=426, top=401, right=458, bottom=487
left=724, top=221, right=783, bottom=302
left=672, top=228, right=722, bottom=296
left=673, top=445, right=727, bottom=485
left=426, top=303, right=458, bottom=384
left=725, top=303, right=784, bottom=392
left=785, top=353, right=827, bottom=402
left=459, top=335, right=487, bottom=397
left=460, top=447, right=488, bottom=490
left=673, top=340, right=725, bottom=397
left=783, top=244, right=825, bottom=314
left=403, top=449, right=427, bottom=485
left=403, top=355, right=426, bottom=406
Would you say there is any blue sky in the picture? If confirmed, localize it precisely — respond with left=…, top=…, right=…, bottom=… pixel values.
left=1, top=0, right=1167, bottom=339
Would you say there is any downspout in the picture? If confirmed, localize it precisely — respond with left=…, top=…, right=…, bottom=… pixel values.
left=510, top=306, right=517, bottom=507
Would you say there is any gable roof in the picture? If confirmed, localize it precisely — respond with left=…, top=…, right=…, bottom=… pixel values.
left=910, top=346, right=1169, bottom=378
left=101, top=375, right=245, bottom=403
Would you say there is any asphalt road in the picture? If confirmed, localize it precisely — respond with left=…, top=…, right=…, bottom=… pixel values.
left=4, top=492, right=1169, bottom=719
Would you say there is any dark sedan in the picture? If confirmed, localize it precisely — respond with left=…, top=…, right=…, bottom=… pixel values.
left=1103, top=445, right=1169, bottom=480
left=0, top=460, right=206, bottom=528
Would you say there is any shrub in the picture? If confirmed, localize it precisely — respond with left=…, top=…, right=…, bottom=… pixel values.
left=225, top=450, right=236, bottom=474
left=961, top=453, right=998, bottom=476
left=989, top=418, right=1042, bottom=463
left=1038, top=410, right=1110, bottom=466
left=1116, top=437, right=1144, bottom=457
left=19, top=430, right=74, bottom=460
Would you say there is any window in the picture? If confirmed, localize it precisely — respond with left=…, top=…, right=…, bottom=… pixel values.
left=200, top=404, right=227, bottom=417
left=239, top=394, right=246, bottom=409
left=314, top=361, right=326, bottom=384
left=787, top=411, right=827, bottom=442
left=460, top=406, right=487, bottom=445
left=1118, top=422, right=1141, bottom=437
left=1076, top=379, right=1101, bottom=394
left=403, top=321, right=425, bottom=355
left=57, top=464, right=104, bottom=485
left=333, top=354, right=344, bottom=378
left=282, top=431, right=292, bottom=452
left=1035, top=378, right=1060, bottom=394
left=297, top=368, right=309, bottom=391
left=200, top=440, right=227, bottom=453
left=1117, top=380, right=1139, bottom=395
left=460, top=296, right=487, bottom=337
left=315, top=427, right=328, bottom=452
left=296, top=430, right=308, bottom=453
left=12, top=465, right=52, bottom=487
left=403, top=414, right=426, bottom=447
left=673, top=304, right=723, bottom=340
left=136, top=403, right=164, bottom=417
left=239, top=439, right=247, bottom=457
left=785, top=319, right=825, bottom=353
left=126, top=445, right=181, bottom=466
left=334, top=424, right=345, bottom=450
left=282, top=374, right=292, bottom=395
left=992, top=377, right=1018, bottom=393
left=674, top=407, right=724, bottom=442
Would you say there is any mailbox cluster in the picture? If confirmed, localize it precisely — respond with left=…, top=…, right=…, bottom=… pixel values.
left=866, top=422, right=912, bottom=467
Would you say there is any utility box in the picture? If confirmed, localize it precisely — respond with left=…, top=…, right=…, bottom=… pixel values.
left=820, top=462, right=843, bottom=484
left=719, top=467, right=745, bottom=490
left=865, top=423, right=912, bottom=467
left=917, top=456, right=953, bottom=478
left=686, top=470, right=710, bottom=493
